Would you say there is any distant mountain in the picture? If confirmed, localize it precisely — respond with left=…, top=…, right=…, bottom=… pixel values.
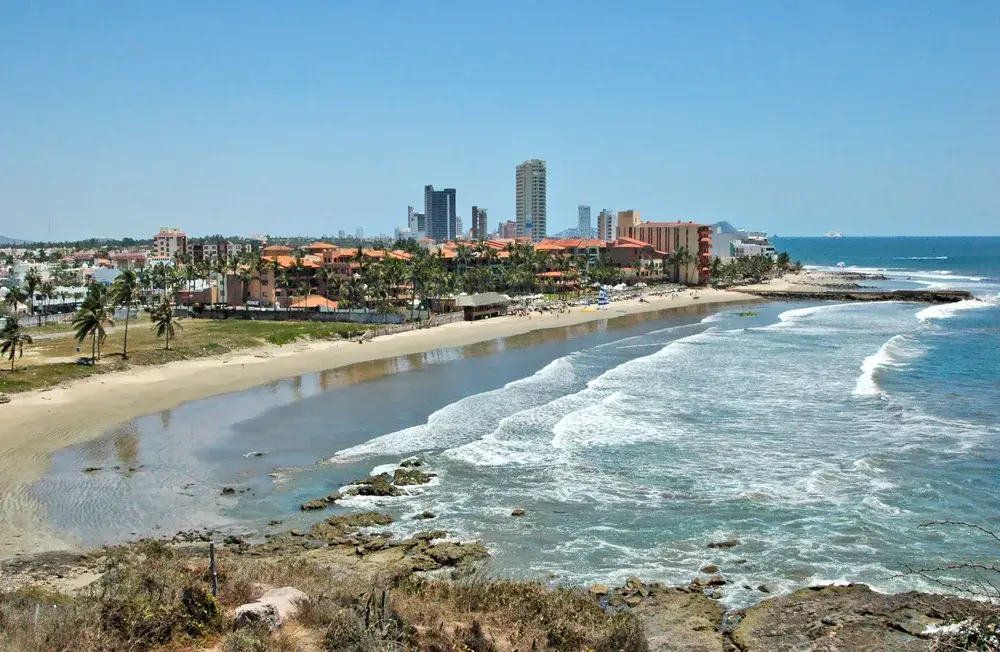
left=0, top=234, right=25, bottom=245
left=713, top=221, right=739, bottom=234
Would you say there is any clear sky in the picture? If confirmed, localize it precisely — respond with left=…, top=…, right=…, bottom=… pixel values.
left=2, top=1, right=998, bottom=241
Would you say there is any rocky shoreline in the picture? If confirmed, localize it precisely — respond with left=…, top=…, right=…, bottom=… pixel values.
left=3, top=461, right=995, bottom=650
left=1, top=514, right=992, bottom=651
left=736, top=288, right=975, bottom=303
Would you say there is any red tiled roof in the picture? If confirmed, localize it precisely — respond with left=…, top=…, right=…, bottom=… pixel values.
left=306, top=241, right=336, bottom=250
left=536, top=271, right=565, bottom=278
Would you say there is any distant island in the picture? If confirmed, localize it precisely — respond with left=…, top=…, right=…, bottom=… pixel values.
left=0, top=234, right=25, bottom=245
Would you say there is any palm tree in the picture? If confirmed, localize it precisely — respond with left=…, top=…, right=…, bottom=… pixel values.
left=23, top=267, right=42, bottom=314
left=39, top=281, right=55, bottom=321
left=111, top=270, right=140, bottom=359
left=314, top=266, right=330, bottom=299
left=150, top=299, right=181, bottom=350
left=3, top=287, right=28, bottom=314
left=671, top=246, right=694, bottom=284
left=1, top=316, right=33, bottom=371
left=72, top=306, right=110, bottom=364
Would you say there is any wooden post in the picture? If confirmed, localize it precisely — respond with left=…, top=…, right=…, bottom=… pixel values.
left=209, top=541, right=218, bottom=597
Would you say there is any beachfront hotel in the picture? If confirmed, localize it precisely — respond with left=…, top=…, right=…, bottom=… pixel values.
left=616, top=213, right=713, bottom=285
left=515, top=159, right=547, bottom=241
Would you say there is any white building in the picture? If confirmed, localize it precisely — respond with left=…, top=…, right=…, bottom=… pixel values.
left=577, top=205, right=592, bottom=238
left=515, top=159, right=547, bottom=241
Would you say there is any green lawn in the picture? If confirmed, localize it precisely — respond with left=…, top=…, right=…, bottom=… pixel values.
left=0, top=317, right=376, bottom=394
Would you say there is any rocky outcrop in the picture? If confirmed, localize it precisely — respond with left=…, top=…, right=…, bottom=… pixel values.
left=300, top=491, right=343, bottom=511
left=346, top=473, right=403, bottom=497
left=234, top=586, right=310, bottom=630
left=392, top=468, right=435, bottom=486
left=735, top=289, right=975, bottom=303
left=729, top=583, right=990, bottom=651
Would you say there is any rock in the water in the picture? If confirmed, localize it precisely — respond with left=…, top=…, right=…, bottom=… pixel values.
left=392, top=468, right=434, bottom=486
left=708, top=575, right=726, bottom=586
left=589, top=583, right=610, bottom=596
left=707, top=538, right=740, bottom=549
left=307, top=512, right=394, bottom=541
left=221, top=487, right=236, bottom=496
left=348, top=473, right=403, bottom=497
left=399, top=458, right=423, bottom=468
left=234, top=586, right=310, bottom=631
left=731, top=584, right=990, bottom=652
left=511, top=508, right=526, bottom=517
left=268, top=520, right=282, bottom=526
left=414, top=510, right=437, bottom=520
left=757, top=584, right=772, bottom=594
left=299, top=491, right=343, bottom=511
left=700, top=563, right=719, bottom=574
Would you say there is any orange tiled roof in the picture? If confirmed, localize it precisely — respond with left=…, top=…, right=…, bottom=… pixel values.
left=533, top=241, right=566, bottom=251
left=291, top=295, right=339, bottom=309
left=305, top=241, right=336, bottom=250
left=536, top=271, right=565, bottom=278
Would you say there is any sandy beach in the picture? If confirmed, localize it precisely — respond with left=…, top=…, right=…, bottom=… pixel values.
left=0, top=289, right=758, bottom=559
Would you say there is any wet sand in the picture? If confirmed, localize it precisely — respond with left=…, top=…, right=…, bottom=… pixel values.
left=0, top=289, right=757, bottom=558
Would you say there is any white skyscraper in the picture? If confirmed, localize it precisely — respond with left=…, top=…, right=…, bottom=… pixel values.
left=597, top=209, right=617, bottom=242
left=577, top=205, right=592, bottom=238
left=515, top=159, right=547, bottom=241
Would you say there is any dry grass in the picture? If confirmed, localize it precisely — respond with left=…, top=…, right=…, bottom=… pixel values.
left=0, top=544, right=648, bottom=652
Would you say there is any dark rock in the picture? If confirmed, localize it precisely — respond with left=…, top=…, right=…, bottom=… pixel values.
left=300, top=499, right=327, bottom=511
left=731, top=584, right=990, bottom=652
left=82, top=466, right=102, bottom=473
left=268, top=520, right=282, bottom=526
left=392, top=468, right=435, bottom=486
left=708, top=575, right=727, bottom=586
left=0, top=393, right=10, bottom=404
left=399, top=458, right=423, bottom=468
left=224, top=535, right=246, bottom=546
left=425, top=541, right=489, bottom=568
left=414, top=510, right=437, bottom=520
left=707, top=538, right=740, bottom=549
left=511, top=508, right=526, bottom=517
left=348, top=474, right=403, bottom=497
left=735, top=288, right=975, bottom=304
left=221, top=487, right=236, bottom=496
left=757, top=584, right=772, bottom=594
left=701, top=563, right=719, bottom=574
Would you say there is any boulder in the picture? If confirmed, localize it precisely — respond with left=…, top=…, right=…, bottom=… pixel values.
left=234, top=586, right=310, bottom=631
left=589, top=583, right=610, bottom=596
left=631, top=587, right=727, bottom=652
left=221, top=487, right=236, bottom=496
left=731, top=584, right=991, bottom=652
left=708, top=575, right=726, bottom=586
left=426, top=541, right=489, bottom=567
left=414, top=510, right=437, bottom=520
left=348, top=474, right=403, bottom=497
left=757, top=584, right=772, bottom=594
left=700, top=564, right=719, bottom=574
left=392, top=468, right=435, bottom=486
left=300, top=491, right=343, bottom=511
left=0, top=393, right=9, bottom=405
left=511, top=508, right=526, bottom=517
left=307, top=512, right=394, bottom=542
left=707, top=538, right=740, bottom=549
left=399, top=458, right=423, bottom=468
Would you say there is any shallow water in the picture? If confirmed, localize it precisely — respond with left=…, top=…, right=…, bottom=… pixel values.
left=33, top=238, right=1000, bottom=608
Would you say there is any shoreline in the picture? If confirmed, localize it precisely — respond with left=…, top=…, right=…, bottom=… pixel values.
left=0, top=289, right=760, bottom=560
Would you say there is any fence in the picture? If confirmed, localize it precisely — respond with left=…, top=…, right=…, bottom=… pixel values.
left=358, top=311, right=464, bottom=340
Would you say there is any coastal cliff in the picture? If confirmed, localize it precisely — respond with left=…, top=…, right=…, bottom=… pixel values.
left=734, top=288, right=975, bottom=303
left=1, top=516, right=992, bottom=652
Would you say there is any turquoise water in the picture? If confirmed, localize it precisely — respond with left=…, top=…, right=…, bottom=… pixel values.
left=34, top=238, right=999, bottom=607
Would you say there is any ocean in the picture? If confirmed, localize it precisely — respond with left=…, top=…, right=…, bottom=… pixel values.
left=34, top=237, right=999, bottom=607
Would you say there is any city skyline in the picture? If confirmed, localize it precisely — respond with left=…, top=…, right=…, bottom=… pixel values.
left=2, top=2, right=998, bottom=241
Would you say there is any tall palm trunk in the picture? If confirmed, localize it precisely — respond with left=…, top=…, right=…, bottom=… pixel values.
left=122, top=308, right=130, bottom=359
left=91, top=332, right=97, bottom=364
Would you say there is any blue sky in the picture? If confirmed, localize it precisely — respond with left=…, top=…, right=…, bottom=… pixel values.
left=2, top=1, right=998, bottom=240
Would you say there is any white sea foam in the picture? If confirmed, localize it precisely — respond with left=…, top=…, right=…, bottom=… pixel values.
left=893, top=256, right=949, bottom=260
left=915, top=298, right=989, bottom=322
left=764, top=303, right=855, bottom=330
left=853, top=334, right=923, bottom=397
